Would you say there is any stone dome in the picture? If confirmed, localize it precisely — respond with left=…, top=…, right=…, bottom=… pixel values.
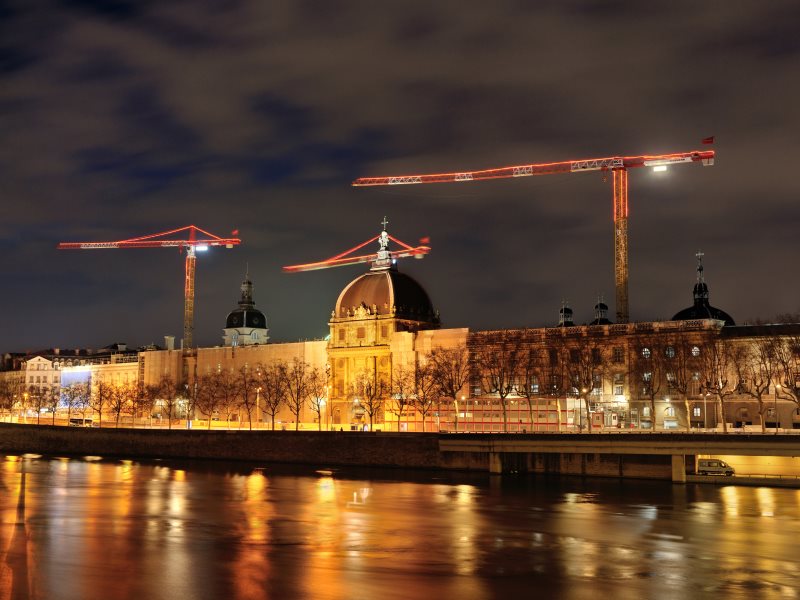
left=334, top=268, right=438, bottom=323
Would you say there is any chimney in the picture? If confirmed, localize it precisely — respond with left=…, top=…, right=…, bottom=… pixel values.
left=164, top=336, right=175, bottom=351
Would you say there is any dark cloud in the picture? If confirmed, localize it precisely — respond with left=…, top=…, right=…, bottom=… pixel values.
left=1, top=0, right=799, bottom=350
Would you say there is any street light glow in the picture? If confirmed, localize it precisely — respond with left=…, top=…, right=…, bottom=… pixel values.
left=653, top=165, right=668, bottom=172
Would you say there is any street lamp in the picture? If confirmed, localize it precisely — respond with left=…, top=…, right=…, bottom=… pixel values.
left=703, top=391, right=710, bottom=430
left=775, top=384, right=781, bottom=434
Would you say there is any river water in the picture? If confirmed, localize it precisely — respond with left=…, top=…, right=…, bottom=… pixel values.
left=1, top=454, right=799, bottom=600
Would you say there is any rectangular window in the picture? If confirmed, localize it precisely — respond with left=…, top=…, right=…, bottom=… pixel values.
left=612, top=347, right=624, bottom=363
left=338, top=329, right=345, bottom=341
left=642, top=406, right=651, bottom=417
left=613, top=373, right=624, bottom=396
left=592, top=373, right=602, bottom=396
left=380, top=325, right=388, bottom=338
left=357, top=327, right=366, bottom=339
left=666, top=372, right=676, bottom=391
left=530, top=376, right=540, bottom=395
left=569, top=349, right=579, bottom=363
left=693, top=406, right=701, bottom=417
left=591, top=348, right=601, bottom=364
left=549, top=349, right=558, bottom=366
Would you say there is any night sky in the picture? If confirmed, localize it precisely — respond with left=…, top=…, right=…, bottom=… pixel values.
left=2, top=1, right=799, bottom=351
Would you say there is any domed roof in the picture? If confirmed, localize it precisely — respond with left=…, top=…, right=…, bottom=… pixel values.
left=334, top=268, right=438, bottom=323
left=589, top=298, right=612, bottom=326
left=672, top=252, right=735, bottom=326
left=226, top=274, right=268, bottom=329
left=226, top=307, right=267, bottom=329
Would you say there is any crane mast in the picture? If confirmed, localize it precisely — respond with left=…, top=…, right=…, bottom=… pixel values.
left=353, top=149, right=714, bottom=323
left=58, top=225, right=240, bottom=352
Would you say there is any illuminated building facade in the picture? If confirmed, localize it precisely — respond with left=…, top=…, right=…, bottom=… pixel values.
left=1, top=240, right=798, bottom=432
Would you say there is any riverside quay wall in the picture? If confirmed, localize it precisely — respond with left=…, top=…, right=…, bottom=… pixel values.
left=1, top=424, right=799, bottom=484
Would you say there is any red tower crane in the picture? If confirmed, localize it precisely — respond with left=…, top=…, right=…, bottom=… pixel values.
left=58, top=225, right=241, bottom=350
left=353, top=148, right=715, bottom=323
left=283, top=217, right=430, bottom=272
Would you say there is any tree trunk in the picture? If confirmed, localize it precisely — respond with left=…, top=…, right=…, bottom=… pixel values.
left=650, top=398, right=657, bottom=431
left=683, top=397, right=691, bottom=431
left=585, top=396, right=593, bottom=432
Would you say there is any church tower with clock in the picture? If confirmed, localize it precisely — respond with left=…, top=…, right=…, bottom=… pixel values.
left=222, top=270, right=269, bottom=347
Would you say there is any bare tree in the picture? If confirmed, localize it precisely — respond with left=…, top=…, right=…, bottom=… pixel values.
left=236, top=365, right=261, bottom=430
left=734, top=337, right=776, bottom=432
left=0, top=378, right=24, bottom=422
left=90, top=379, right=114, bottom=427
left=471, top=332, right=520, bottom=432
left=628, top=336, right=667, bottom=431
left=108, top=382, right=136, bottom=427
left=411, top=359, right=438, bottom=432
left=516, top=336, right=547, bottom=432
left=774, top=334, right=800, bottom=411
left=665, top=337, right=705, bottom=431
left=255, top=363, right=285, bottom=430
left=351, top=369, right=387, bottom=430
left=27, top=386, right=45, bottom=424
left=542, top=337, right=569, bottom=432
left=306, top=367, right=328, bottom=431
left=195, top=373, right=222, bottom=428
left=138, top=381, right=163, bottom=428
left=562, top=338, right=607, bottom=432
left=388, top=364, right=415, bottom=432
left=430, top=346, right=471, bottom=432
left=282, top=359, right=312, bottom=430
left=45, top=387, right=61, bottom=424
left=62, top=382, right=89, bottom=423
left=159, top=376, right=182, bottom=430
left=700, top=337, right=737, bottom=433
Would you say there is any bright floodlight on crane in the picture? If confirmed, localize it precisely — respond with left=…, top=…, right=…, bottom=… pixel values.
left=58, top=225, right=241, bottom=351
left=352, top=147, right=715, bottom=323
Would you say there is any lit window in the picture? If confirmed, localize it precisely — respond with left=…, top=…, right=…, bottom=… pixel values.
left=643, top=406, right=651, bottom=417
left=665, top=406, right=675, bottom=417
left=693, top=406, right=701, bottom=417
left=642, top=347, right=651, bottom=359
left=691, top=346, right=701, bottom=357
left=665, top=346, right=675, bottom=358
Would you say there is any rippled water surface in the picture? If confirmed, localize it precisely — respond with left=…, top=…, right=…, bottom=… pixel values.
left=1, top=454, right=799, bottom=600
